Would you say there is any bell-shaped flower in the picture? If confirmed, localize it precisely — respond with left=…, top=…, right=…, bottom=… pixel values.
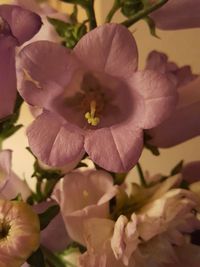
left=52, top=169, right=118, bottom=244
left=0, top=4, right=41, bottom=119
left=13, top=0, right=69, bottom=44
left=0, top=199, right=40, bottom=267
left=17, top=24, right=177, bottom=172
left=146, top=51, right=200, bottom=148
left=0, top=150, right=31, bottom=200
left=151, top=0, right=200, bottom=30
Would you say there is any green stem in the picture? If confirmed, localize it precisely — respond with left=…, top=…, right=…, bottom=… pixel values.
left=121, top=0, right=168, bottom=28
left=136, top=162, right=147, bottom=187
left=85, top=0, right=97, bottom=30
left=105, top=0, right=120, bottom=23
left=42, top=247, right=66, bottom=267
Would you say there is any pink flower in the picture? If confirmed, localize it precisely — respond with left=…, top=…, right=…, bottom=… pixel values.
left=0, top=199, right=40, bottom=267
left=146, top=51, right=200, bottom=147
left=52, top=169, right=117, bottom=244
left=137, top=188, right=198, bottom=242
left=0, top=4, right=41, bottom=119
left=0, top=150, right=31, bottom=200
left=79, top=175, right=200, bottom=267
left=13, top=0, right=69, bottom=44
left=151, top=0, right=200, bottom=30
left=17, top=24, right=177, bottom=172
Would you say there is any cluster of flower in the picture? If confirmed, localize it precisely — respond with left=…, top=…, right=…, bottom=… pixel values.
left=0, top=0, right=200, bottom=266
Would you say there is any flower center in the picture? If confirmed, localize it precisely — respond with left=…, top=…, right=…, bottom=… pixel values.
left=0, top=219, right=10, bottom=240
left=84, top=100, right=100, bottom=126
left=65, top=72, right=106, bottom=127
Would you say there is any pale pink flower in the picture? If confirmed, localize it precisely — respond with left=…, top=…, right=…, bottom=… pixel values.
left=146, top=51, right=200, bottom=147
left=0, top=150, right=31, bottom=200
left=17, top=24, right=177, bottom=172
left=79, top=217, right=138, bottom=267
left=79, top=175, right=200, bottom=267
left=52, top=169, right=118, bottom=244
left=137, top=188, right=198, bottom=241
left=151, top=0, right=200, bottom=30
left=111, top=214, right=138, bottom=266
left=0, top=199, right=40, bottom=267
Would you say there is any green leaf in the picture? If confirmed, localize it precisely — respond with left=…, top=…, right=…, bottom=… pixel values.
left=170, top=160, right=184, bottom=176
left=0, top=94, right=23, bottom=144
left=144, top=16, right=160, bottom=38
left=70, top=4, right=78, bottom=23
left=42, top=246, right=66, bottom=267
left=27, top=247, right=45, bottom=267
left=39, top=205, right=60, bottom=230
left=65, top=241, right=86, bottom=254
left=48, top=17, right=87, bottom=49
left=144, top=132, right=160, bottom=156
left=11, top=193, right=22, bottom=201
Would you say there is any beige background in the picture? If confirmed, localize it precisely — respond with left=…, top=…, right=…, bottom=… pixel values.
left=1, top=0, right=200, bottom=185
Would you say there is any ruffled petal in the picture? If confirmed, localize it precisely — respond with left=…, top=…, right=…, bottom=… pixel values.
left=84, top=125, right=143, bottom=172
left=74, top=23, right=138, bottom=79
left=151, top=0, right=200, bottom=30
left=130, top=70, right=178, bottom=129
left=27, top=110, right=84, bottom=167
left=0, top=5, right=42, bottom=45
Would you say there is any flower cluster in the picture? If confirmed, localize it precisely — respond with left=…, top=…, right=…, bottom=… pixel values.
left=0, top=0, right=199, bottom=266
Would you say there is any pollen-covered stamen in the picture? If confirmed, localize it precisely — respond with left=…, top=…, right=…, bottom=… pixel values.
left=85, top=100, right=100, bottom=126
left=23, top=68, right=42, bottom=89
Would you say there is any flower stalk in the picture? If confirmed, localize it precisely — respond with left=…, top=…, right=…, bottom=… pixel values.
left=121, top=0, right=168, bottom=28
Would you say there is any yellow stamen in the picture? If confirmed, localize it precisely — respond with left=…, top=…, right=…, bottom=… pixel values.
left=84, top=100, right=100, bottom=126
left=83, top=190, right=89, bottom=198
left=22, top=68, right=42, bottom=89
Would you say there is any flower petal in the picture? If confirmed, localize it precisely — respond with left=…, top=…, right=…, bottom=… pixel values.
left=85, top=125, right=143, bottom=172
left=148, top=101, right=200, bottom=147
left=52, top=170, right=116, bottom=244
left=17, top=41, right=79, bottom=108
left=130, top=70, right=177, bottom=129
left=0, top=5, right=42, bottom=45
left=27, top=110, right=84, bottom=167
left=74, top=23, right=138, bottom=79
left=151, top=0, right=200, bottom=30
left=182, top=161, right=200, bottom=183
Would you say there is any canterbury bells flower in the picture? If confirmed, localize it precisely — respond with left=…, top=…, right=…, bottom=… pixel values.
left=17, top=24, right=177, bottom=172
